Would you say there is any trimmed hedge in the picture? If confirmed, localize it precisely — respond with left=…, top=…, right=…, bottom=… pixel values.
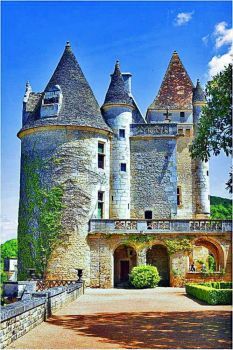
left=185, top=282, right=232, bottom=305
left=129, top=265, right=161, bottom=289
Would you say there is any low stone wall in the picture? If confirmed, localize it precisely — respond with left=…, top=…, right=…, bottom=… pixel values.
left=0, top=282, right=84, bottom=348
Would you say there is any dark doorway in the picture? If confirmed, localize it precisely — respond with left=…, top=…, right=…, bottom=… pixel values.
left=146, top=245, right=170, bottom=286
left=120, top=261, right=129, bottom=282
left=114, top=245, right=137, bottom=287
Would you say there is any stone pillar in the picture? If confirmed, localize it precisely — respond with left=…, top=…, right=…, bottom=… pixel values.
left=137, top=248, right=147, bottom=265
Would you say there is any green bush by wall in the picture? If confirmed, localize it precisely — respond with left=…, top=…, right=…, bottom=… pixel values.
left=185, top=282, right=232, bottom=305
left=129, top=265, right=161, bottom=289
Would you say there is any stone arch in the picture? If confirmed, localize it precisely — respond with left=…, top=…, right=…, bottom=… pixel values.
left=192, top=236, right=226, bottom=271
left=146, top=244, right=170, bottom=286
left=113, top=244, right=137, bottom=287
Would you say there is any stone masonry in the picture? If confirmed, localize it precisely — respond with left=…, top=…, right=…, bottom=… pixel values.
left=17, top=43, right=231, bottom=287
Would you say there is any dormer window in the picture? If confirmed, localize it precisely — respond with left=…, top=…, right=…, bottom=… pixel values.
left=40, top=85, right=63, bottom=118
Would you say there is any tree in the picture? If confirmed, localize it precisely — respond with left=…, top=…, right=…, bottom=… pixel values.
left=190, top=64, right=232, bottom=192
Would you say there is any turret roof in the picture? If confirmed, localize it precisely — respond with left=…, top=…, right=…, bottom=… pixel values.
left=103, top=61, right=133, bottom=107
left=193, top=79, right=205, bottom=103
left=149, top=51, right=194, bottom=110
left=21, top=42, right=111, bottom=132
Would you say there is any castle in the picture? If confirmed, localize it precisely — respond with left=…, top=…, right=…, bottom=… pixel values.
left=17, top=42, right=231, bottom=287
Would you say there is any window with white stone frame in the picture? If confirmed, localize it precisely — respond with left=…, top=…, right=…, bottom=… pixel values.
left=97, top=191, right=104, bottom=219
left=119, top=129, right=125, bottom=138
left=98, top=142, right=105, bottom=169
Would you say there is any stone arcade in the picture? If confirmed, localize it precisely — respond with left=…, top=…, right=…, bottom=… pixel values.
left=17, top=42, right=232, bottom=287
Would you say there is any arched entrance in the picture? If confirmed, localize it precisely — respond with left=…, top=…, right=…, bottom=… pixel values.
left=192, top=237, right=225, bottom=272
left=114, top=245, right=137, bottom=287
left=146, top=245, right=170, bottom=286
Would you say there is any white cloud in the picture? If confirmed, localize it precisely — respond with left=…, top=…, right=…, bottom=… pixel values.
left=0, top=216, right=17, bottom=243
left=214, top=21, right=233, bottom=49
left=205, top=21, right=233, bottom=78
left=202, top=35, right=209, bottom=46
left=208, top=45, right=233, bottom=78
left=174, top=12, right=194, bottom=26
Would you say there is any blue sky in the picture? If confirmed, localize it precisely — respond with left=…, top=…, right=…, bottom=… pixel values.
left=1, top=1, right=232, bottom=241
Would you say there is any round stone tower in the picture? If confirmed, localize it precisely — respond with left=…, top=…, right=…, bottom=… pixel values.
left=102, top=61, right=133, bottom=219
left=17, top=42, right=112, bottom=283
left=192, top=79, right=210, bottom=217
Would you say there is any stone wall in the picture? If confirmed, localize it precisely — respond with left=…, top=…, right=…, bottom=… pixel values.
left=176, top=125, right=194, bottom=218
left=130, top=129, right=177, bottom=219
left=88, top=232, right=232, bottom=288
left=18, top=127, right=110, bottom=283
left=0, top=283, right=84, bottom=349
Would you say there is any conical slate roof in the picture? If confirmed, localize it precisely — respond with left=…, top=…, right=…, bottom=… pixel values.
left=149, top=51, right=194, bottom=110
left=21, top=42, right=111, bottom=132
left=103, top=61, right=133, bottom=106
left=193, top=79, right=205, bottom=103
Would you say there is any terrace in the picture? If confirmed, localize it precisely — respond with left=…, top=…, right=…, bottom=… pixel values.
left=89, top=219, right=232, bottom=235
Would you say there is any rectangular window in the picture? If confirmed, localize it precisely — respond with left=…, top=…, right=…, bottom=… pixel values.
left=98, top=142, right=105, bottom=169
left=145, top=211, right=153, bottom=219
left=177, top=186, right=182, bottom=206
left=180, top=111, right=185, bottom=119
left=119, top=129, right=125, bottom=138
left=121, top=163, right=126, bottom=172
left=97, top=191, right=104, bottom=219
left=178, top=128, right=183, bottom=135
left=185, top=129, right=191, bottom=137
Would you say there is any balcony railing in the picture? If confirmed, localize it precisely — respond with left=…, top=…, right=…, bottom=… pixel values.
left=89, top=219, right=232, bottom=234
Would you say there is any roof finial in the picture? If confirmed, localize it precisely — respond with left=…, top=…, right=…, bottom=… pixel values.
left=66, top=41, right=71, bottom=48
left=23, top=81, right=32, bottom=103
left=113, top=60, right=121, bottom=76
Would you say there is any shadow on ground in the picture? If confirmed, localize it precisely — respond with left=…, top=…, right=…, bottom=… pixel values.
left=48, top=311, right=232, bottom=349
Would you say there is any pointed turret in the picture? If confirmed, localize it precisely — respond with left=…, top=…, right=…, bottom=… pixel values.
left=149, top=51, right=194, bottom=110
left=103, top=61, right=133, bottom=107
left=193, top=79, right=205, bottom=104
left=20, top=42, right=111, bottom=132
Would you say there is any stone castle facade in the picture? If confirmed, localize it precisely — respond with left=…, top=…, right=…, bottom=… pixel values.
left=17, top=42, right=231, bottom=287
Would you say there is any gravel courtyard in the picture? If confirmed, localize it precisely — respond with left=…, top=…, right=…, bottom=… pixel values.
left=10, top=287, right=232, bottom=349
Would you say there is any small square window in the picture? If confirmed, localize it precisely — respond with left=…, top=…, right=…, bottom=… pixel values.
left=180, top=112, right=185, bottom=119
left=121, top=163, right=126, bottom=172
left=178, top=128, right=183, bottom=135
left=119, top=129, right=125, bottom=138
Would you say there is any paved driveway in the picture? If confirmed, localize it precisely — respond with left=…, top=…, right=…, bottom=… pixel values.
left=10, top=288, right=232, bottom=349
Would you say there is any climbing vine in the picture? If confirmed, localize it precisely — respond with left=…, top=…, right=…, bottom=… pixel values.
left=18, top=156, right=65, bottom=279
left=122, top=234, right=155, bottom=249
left=164, top=238, right=193, bottom=256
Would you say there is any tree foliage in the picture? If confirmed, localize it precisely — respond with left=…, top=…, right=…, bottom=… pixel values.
left=210, top=196, right=232, bottom=219
left=190, top=65, right=232, bottom=191
left=1, top=239, right=18, bottom=283
left=190, top=64, right=232, bottom=160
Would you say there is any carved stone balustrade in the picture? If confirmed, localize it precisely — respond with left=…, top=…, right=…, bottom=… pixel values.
left=89, top=219, right=232, bottom=235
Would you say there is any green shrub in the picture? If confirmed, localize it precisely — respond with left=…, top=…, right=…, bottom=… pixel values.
left=185, top=283, right=232, bottom=305
left=129, top=265, right=161, bottom=289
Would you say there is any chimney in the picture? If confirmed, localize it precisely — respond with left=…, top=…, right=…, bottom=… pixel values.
left=122, top=72, right=132, bottom=95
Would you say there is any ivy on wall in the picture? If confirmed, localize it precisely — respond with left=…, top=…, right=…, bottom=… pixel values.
left=164, top=238, right=193, bottom=255
left=18, top=156, right=65, bottom=280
